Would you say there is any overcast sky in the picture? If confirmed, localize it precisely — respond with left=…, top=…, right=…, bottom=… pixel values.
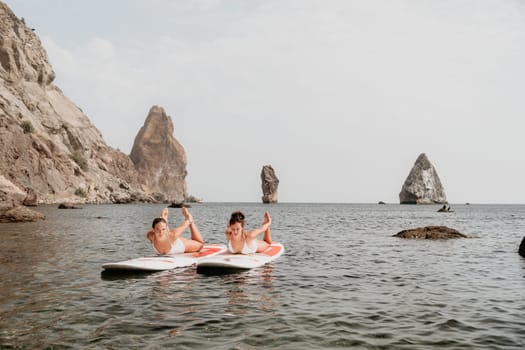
left=7, top=0, right=525, bottom=203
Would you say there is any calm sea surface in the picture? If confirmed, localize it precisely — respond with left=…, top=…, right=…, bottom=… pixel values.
left=0, top=203, right=524, bottom=349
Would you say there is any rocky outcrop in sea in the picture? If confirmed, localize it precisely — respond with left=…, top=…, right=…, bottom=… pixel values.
left=399, top=153, right=447, bottom=204
left=130, top=106, right=187, bottom=203
left=261, top=165, right=279, bottom=203
left=0, top=2, right=152, bottom=208
left=394, top=226, right=468, bottom=239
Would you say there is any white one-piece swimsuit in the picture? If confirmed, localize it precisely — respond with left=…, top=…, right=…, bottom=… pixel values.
left=152, top=238, right=185, bottom=255
left=228, top=239, right=257, bottom=254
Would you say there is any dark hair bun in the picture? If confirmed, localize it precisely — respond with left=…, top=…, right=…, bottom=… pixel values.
left=233, top=211, right=245, bottom=221
left=229, top=211, right=245, bottom=225
left=152, top=217, right=167, bottom=228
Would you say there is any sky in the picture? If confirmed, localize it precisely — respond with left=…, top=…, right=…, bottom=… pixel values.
left=6, top=0, right=525, bottom=203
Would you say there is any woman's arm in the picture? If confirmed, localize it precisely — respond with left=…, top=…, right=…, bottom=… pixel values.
left=169, top=219, right=192, bottom=239
left=246, top=212, right=271, bottom=239
left=146, top=229, right=154, bottom=242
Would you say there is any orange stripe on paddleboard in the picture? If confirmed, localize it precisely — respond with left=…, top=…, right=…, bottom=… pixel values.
left=192, top=247, right=223, bottom=257
left=263, top=245, right=281, bottom=256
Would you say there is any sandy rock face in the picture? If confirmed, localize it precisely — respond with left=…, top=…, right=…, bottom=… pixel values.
left=261, top=165, right=279, bottom=203
left=0, top=3, right=55, bottom=85
left=399, top=153, right=447, bottom=204
left=130, top=106, right=187, bottom=203
left=0, top=205, right=45, bottom=222
left=0, top=175, right=26, bottom=210
left=0, top=2, right=148, bottom=207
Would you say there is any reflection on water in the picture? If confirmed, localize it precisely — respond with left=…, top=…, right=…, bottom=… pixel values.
left=1, top=203, right=525, bottom=349
left=222, top=265, right=277, bottom=317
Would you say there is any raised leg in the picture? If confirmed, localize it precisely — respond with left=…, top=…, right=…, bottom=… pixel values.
left=263, top=212, right=272, bottom=244
left=263, top=227, right=272, bottom=244
left=182, top=207, right=203, bottom=252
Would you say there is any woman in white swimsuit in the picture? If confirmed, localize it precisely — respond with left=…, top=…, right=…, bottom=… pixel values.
left=225, top=211, right=272, bottom=254
left=147, top=207, right=204, bottom=255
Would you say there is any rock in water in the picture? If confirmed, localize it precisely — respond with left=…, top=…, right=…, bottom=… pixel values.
left=130, top=106, right=187, bottom=203
left=0, top=205, right=45, bottom=223
left=394, top=226, right=467, bottom=239
left=519, top=236, right=525, bottom=258
left=261, top=165, right=279, bottom=203
left=399, top=153, right=447, bottom=204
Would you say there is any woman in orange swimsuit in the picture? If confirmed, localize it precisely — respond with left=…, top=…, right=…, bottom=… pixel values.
left=225, top=211, right=272, bottom=254
left=147, top=207, right=204, bottom=255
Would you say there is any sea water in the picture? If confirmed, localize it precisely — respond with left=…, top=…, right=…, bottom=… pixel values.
left=0, top=203, right=524, bottom=349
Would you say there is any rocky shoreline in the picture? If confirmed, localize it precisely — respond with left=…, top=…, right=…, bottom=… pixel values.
left=0, top=2, right=190, bottom=217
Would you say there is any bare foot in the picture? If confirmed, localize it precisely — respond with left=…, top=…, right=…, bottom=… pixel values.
left=182, top=207, right=193, bottom=223
left=263, top=212, right=272, bottom=225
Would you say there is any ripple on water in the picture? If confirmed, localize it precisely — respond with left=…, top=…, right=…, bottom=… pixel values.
left=1, top=204, right=525, bottom=349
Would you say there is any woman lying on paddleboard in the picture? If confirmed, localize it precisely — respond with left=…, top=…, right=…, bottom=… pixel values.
left=225, top=211, right=272, bottom=254
left=147, top=207, right=204, bottom=255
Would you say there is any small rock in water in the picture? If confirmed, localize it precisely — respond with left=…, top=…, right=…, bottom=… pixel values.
left=58, top=203, right=82, bottom=209
left=393, top=226, right=468, bottom=239
left=519, top=236, right=525, bottom=257
left=0, top=205, right=45, bottom=222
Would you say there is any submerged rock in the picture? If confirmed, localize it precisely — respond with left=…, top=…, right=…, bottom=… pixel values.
left=58, top=203, right=82, bottom=209
left=261, top=165, right=279, bottom=203
left=399, top=153, right=447, bottom=204
left=394, top=226, right=468, bottom=239
left=168, top=202, right=191, bottom=208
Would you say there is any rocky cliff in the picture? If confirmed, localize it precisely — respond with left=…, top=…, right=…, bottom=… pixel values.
left=0, top=2, right=150, bottom=206
left=130, top=106, right=187, bottom=203
left=399, top=153, right=447, bottom=204
left=261, top=165, right=279, bottom=203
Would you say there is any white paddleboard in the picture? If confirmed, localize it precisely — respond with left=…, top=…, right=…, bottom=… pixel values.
left=197, top=243, right=284, bottom=271
left=102, top=244, right=227, bottom=271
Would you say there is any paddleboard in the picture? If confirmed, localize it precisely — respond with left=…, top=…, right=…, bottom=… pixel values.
left=102, top=244, right=227, bottom=271
left=196, top=243, right=284, bottom=271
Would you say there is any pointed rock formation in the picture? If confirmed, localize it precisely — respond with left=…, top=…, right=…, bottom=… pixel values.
left=0, top=2, right=149, bottom=207
left=399, top=153, right=447, bottom=204
left=261, top=165, right=279, bottom=203
left=130, top=106, right=187, bottom=203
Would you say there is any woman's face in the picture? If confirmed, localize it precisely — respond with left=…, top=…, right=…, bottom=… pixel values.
left=154, top=221, right=168, bottom=237
left=228, top=222, right=243, bottom=235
